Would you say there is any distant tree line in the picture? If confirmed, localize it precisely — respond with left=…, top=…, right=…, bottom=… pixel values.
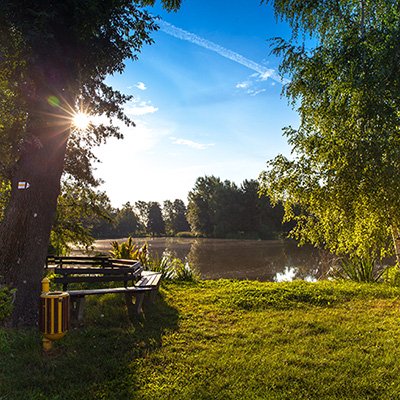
left=187, top=176, right=288, bottom=240
left=87, top=176, right=289, bottom=240
left=89, top=199, right=190, bottom=238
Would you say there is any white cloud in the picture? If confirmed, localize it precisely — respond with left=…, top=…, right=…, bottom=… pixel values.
left=248, top=88, right=266, bottom=96
left=259, top=70, right=275, bottom=81
left=125, top=101, right=158, bottom=116
left=236, top=81, right=250, bottom=89
left=135, top=82, right=147, bottom=91
left=170, top=136, right=214, bottom=150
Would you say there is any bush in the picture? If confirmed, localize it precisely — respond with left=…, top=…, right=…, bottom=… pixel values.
left=175, top=231, right=203, bottom=238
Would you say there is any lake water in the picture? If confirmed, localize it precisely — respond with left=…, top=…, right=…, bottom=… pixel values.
left=89, top=238, right=332, bottom=282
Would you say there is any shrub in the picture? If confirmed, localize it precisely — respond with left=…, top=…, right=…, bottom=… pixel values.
left=176, top=231, right=203, bottom=238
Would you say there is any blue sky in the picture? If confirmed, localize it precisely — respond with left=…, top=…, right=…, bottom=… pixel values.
left=94, top=0, right=298, bottom=207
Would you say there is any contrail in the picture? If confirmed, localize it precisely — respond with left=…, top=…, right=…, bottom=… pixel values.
left=158, top=20, right=283, bottom=84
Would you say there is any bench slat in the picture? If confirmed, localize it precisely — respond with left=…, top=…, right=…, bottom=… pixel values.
left=53, top=275, right=139, bottom=284
left=136, top=273, right=162, bottom=288
left=54, top=266, right=142, bottom=275
left=68, top=286, right=152, bottom=297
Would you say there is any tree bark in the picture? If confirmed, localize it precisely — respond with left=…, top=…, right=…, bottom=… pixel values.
left=391, top=225, right=400, bottom=266
left=0, top=73, right=71, bottom=327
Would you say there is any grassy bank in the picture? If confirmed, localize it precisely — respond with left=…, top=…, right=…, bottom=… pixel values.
left=2, top=280, right=400, bottom=399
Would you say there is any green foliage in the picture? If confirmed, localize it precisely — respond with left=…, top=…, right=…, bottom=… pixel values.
left=382, top=264, right=400, bottom=287
left=187, top=176, right=285, bottom=239
left=175, top=231, right=203, bottom=238
left=0, top=285, right=14, bottom=322
left=49, top=180, right=112, bottom=255
left=163, top=199, right=190, bottom=235
left=109, top=238, right=148, bottom=264
left=147, top=202, right=165, bottom=236
left=330, top=256, right=385, bottom=283
left=260, top=1, right=400, bottom=260
left=110, top=242, right=201, bottom=282
left=146, top=250, right=199, bottom=282
left=0, top=180, right=10, bottom=221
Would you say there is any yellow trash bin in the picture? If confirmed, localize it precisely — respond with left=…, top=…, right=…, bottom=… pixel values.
left=39, top=278, right=69, bottom=350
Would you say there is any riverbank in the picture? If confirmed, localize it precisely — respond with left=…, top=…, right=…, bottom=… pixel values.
left=2, top=280, right=400, bottom=399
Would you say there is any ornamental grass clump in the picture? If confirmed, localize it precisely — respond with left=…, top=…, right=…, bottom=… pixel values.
left=146, top=250, right=199, bottom=282
left=109, top=238, right=198, bottom=282
left=330, top=256, right=385, bottom=283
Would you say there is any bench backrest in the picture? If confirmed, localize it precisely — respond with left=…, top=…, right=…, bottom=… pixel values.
left=47, top=256, right=143, bottom=291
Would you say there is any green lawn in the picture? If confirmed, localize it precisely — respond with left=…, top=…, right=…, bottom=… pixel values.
left=2, top=280, right=400, bottom=399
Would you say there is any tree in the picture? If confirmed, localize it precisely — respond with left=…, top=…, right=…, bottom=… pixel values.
left=50, top=181, right=112, bottom=255
left=260, top=1, right=400, bottom=260
left=147, top=202, right=165, bottom=236
left=135, top=200, right=150, bottom=234
left=187, top=176, right=285, bottom=239
left=0, top=0, right=181, bottom=326
left=114, top=202, right=141, bottom=238
left=163, top=199, right=190, bottom=235
left=240, top=179, right=285, bottom=239
left=187, top=176, right=221, bottom=236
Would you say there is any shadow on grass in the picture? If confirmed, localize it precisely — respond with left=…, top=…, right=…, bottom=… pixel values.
left=0, top=292, right=179, bottom=400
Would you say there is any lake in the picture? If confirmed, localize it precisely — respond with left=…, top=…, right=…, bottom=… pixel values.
left=89, top=238, right=332, bottom=282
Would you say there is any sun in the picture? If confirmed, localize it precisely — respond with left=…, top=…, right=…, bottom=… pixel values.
left=72, top=112, right=91, bottom=130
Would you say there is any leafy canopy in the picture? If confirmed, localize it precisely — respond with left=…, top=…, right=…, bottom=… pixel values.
left=260, top=0, right=400, bottom=259
left=0, top=0, right=181, bottom=185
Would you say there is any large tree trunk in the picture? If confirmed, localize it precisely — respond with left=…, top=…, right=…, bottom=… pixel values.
left=391, top=225, right=400, bottom=267
left=0, top=75, right=71, bottom=327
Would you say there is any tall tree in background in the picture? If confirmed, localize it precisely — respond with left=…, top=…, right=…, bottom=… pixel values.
left=147, top=202, right=165, bottom=236
left=260, top=0, right=400, bottom=261
left=187, top=176, right=284, bottom=239
left=0, top=0, right=181, bottom=326
left=187, top=176, right=221, bottom=236
left=163, top=199, right=190, bottom=235
left=114, top=202, right=141, bottom=238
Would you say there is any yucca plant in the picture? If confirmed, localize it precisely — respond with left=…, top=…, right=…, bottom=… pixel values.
left=109, top=237, right=149, bottom=263
left=110, top=237, right=137, bottom=259
left=147, top=250, right=199, bottom=281
left=331, top=256, right=384, bottom=283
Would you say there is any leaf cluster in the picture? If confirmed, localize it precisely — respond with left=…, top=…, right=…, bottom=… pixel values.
left=260, top=1, right=400, bottom=259
left=0, top=0, right=181, bottom=184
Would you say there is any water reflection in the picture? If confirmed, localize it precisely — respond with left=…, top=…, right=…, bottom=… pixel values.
left=91, top=238, right=331, bottom=282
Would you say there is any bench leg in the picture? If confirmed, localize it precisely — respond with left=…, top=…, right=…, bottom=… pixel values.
left=149, top=288, right=158, bottom=303
left=71, top=297, right=86, bottom=321
left=125, top=292, right=145, bottom=316
left=135, top=292, right=145, bottom=315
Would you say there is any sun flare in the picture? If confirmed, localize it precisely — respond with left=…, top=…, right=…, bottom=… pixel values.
left=73, top=112, right=91, bottom=130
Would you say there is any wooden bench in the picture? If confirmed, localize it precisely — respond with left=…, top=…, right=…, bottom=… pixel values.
left=46, top=256, right=162, bottom=320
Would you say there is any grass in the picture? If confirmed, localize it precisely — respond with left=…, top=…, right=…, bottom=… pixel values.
left=3, top=280, right=400, bottom=399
